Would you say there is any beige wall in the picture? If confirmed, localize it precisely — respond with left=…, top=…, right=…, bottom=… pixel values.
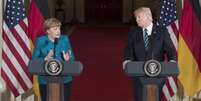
left=48, top=0, right=133, bottom=23
left=48, top=0, right=55, bottom=17
left=0, top=0, right=3, bottom=66
left=0, top=0, right=3, bottom=98
left=76, top=0, right=85, bottom=23
left=48, top=0, right=73, bottom=23
left=0, top=0, right=5, bottom=100
left=76, top=0, right=133, bottom=23
left=63, top=0, right=74, bottom=23
left=49, top=0, right=85, bottom=23
left=123, top=0, right=133, bottom=23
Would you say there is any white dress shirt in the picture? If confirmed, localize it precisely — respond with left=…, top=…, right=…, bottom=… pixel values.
left=143, top=23, right=153, bottom=36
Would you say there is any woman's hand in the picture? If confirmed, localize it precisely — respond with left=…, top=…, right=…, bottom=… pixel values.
left=44, top=50, right=53, bottom=61
left=63, top=51, right=70, bottom=61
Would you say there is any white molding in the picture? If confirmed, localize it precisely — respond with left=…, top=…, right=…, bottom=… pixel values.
left=0, top=0, right=3, bottom=71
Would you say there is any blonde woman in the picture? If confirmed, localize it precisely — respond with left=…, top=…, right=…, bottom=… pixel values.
left=32, top=18, right=74, bottom=101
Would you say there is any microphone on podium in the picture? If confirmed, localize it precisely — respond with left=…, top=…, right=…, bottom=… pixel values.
left=54, top=38, right=58, bottom=58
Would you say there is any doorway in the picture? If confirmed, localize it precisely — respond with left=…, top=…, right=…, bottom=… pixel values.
left=85, top=0, right=122, bottom=24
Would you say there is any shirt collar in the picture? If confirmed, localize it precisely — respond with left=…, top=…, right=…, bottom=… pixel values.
left=143, top=23, right=153, bottom=36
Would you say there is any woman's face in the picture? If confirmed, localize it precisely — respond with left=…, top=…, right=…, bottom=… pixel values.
left=47, top=26, right=61, bottom=39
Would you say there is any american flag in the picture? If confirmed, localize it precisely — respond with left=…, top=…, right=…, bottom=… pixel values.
left=1, top=0, right=32, bottom=96
left=157, top=0, right=179, bottom=100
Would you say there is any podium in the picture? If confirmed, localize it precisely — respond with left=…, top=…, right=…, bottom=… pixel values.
left=124, top=61, right=179, bottom=101
left=28, top=59, right=83, bottom=101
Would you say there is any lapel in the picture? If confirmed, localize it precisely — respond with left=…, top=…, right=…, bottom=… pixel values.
left=147, top=25, right=161, bottom=55
left=135, top=28, right=146, bottom=58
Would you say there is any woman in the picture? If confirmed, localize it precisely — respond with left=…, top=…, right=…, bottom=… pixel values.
left=32, top=18, right=74, bottom=101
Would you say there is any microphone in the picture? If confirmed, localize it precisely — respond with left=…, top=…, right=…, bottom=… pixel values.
left=150, top=32, right=155, bottom=60
left=54, top=38, right=58, bottom=58
left=146, top=33, right=154, bottom=61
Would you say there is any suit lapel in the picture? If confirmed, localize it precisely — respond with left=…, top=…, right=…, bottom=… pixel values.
left=135, top=28, right=146, bottom=59
left=150, top=25, right=161, bottom=46
left=147, top=25, right=161, bottom=56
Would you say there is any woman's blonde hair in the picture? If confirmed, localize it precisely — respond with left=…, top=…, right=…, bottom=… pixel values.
left=134, top=7, right=153, bottom=21
left=43, top=18, right=61, bottom=31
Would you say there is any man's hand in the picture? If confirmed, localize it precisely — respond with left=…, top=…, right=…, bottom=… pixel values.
left=123, top=60, right=131, bottom=70
left=169, top=60, right=176, bottom=62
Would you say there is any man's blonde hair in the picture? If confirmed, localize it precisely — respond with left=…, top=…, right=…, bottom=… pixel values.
left=43, top=18, right=61, bottom=31
left=134, top=7, right=153, bottom=21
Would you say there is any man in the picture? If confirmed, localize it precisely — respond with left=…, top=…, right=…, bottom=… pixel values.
left=123, top=7, right=176, bottom=100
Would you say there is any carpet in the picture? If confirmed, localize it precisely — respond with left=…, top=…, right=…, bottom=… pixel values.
left=69, top=25, right=133, bottom=101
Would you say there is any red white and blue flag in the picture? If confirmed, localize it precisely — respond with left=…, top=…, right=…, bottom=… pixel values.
left=1, top=0, right=32, bottom=96
left=157, top=0, right=179, bottom=100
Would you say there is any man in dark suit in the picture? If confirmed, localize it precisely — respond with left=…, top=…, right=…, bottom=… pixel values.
left=123, top=7, right=176, bottom=101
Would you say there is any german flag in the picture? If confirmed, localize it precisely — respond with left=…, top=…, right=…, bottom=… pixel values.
left=28, top=0, right=50, bottom=42
left=178, top=0, right=201, bottom=96
left=28, top=0, right=50, bottom=97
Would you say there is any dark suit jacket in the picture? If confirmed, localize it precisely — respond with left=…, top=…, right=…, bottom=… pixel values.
left=124, top=24, right=176, bottom=61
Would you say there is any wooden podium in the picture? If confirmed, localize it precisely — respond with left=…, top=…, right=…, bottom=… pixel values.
left=124, top=61, right=179, bottom=101
left=28, top=59, right=83, bottom=101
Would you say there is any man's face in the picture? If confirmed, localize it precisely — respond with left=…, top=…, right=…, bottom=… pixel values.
left=135, top=12, right=149, bottom=28
left=47, top=26, right=61, bottom=39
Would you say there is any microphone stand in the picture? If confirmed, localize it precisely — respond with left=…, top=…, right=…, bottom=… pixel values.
left=54, top=38, right=58, bottom=58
